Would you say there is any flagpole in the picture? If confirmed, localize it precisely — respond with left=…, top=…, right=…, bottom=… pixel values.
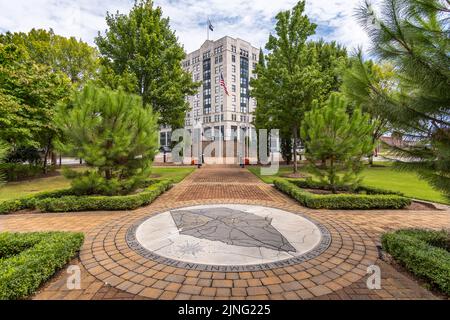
left=207, top=18, right=209, bottom=41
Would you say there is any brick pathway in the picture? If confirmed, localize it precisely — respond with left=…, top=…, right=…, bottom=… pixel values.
left=0, top=165, right=448, bottom=300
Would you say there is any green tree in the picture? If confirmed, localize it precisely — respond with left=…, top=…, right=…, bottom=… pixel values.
left=251, top=1, right=321, bottom=173
left=0, top=140, right=8, bottom=185
left=0, top=29, right=98, bottom=85
left=95, top=0, right=199, bottom=128
left=301, top=94, right=376, bottom=192
left=342, top=50, right=395, bottom=165
left=94, top=60, right=138, bottom=92
left=54, top=85, right=159, bottom=196
left=357, top=0, right=450, bottom=198
left=0, top=43, right=71, bottom=171
left=309, top=39, right=349, bottom=100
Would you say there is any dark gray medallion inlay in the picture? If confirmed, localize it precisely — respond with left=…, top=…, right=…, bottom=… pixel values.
left=170, top=208, right=297, bottom=253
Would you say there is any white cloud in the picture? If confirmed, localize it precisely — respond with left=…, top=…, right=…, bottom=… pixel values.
left=0, top=0, right=376, bottom=53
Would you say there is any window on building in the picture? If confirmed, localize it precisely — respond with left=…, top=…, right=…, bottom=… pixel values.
left=232, top=65, right=236, bottom=73
left=232, top=75, right=236, bottom=83
left=231, top=45, right=237, bottom=53
left=232, top=55, right=236, bottom=63
left=160, top=132, right=167, bottom=146
left=232, top=85, right=236, bottom=93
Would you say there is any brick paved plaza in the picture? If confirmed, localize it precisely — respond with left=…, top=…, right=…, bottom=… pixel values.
left=0, top=166, right=448, bottom=300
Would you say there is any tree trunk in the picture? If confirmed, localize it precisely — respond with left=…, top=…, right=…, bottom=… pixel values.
left=51, top=152, right=57, bottom=166
left=292, top=127, right=298, bottom=173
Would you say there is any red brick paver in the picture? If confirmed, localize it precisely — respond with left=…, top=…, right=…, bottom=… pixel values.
left=0, top=165, right=448, bottom=300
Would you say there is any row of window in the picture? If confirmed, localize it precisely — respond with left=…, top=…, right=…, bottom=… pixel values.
left=184, top=44, right=258, bottom=68
left=198, top=114, right=251, bottom=124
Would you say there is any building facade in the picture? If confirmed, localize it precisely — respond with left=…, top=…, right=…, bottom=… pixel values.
left=159, top=36, right=260, bottom=149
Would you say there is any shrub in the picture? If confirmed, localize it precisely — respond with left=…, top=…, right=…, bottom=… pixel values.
left=0, top=188, right=74, bottom=214
left=35, top=179, right=173, bottom=212
left=0, top=163, right=56, bottom=181
left=274, top=179, right=411, bottom=209
left=0, top=179, right=172, bottom=214
left=0, top=232, right=84, bottom=300
left=290, top=179, right=404, bottom=196
left=382, top=229, right=450, bottom=295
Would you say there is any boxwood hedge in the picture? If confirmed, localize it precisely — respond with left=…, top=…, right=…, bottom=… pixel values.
left=0, top=179, right=173, bottom=214
left=274, top=179, right=411, bottom=210
left=0, top=232, right=84, bottom=300
left=382, top=229, right=450, bottom=295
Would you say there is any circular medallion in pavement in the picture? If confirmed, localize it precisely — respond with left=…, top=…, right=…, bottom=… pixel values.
left=126, top=204, right=331, bottom=272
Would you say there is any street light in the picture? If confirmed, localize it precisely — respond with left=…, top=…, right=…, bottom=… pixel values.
left=194, top=122, right=203, bottom=169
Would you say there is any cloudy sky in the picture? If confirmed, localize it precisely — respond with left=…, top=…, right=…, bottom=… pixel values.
left=0, top=0, right=376, bottom=53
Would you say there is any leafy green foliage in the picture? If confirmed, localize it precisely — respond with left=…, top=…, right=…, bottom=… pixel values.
left=274, top=179, right=411, bottom=209
left=36, top=180, right=173, bottom=212
left=251, top=2, right=348, bottom=172
left=0, top=232, right=84, bottom=300
left=55, top=85, right=159, bottom=196
left=382, top=229, right=450, bottom=295
left=0, top=189, right=76, bottom=214
left=356, top=0, right=450, bottom=199
left=0, top=140, right=8, bottom=185
left=291, top=179, right=405, bottom=196
left=0, top=28, right=99, bottom=85
left=301, top=94, right=376, bottom=191
left=0, top=179, right=172, bottom=214
left=95, top=0, right=199, bottom=128
left=0, top=44, right=71, bottom=148
left=342, top=51, right=395, bottom=164
left=0, top=163, right=56, bottom=182
left=251, top=1, right=320, bottom=172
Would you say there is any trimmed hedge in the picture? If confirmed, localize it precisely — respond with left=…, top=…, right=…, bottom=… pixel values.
left=290, top=179, right=404, bottom=196
left=0, top=232, right=84, bottom=300
left=37, top=179, right=173, bottom=212
left=274, top=179, right=411, bottom=209
left=0, top=189, right=75, bottom=214
left=382, top=229, right=450, bottom=295
left=0, top=179, right=173, bottom=214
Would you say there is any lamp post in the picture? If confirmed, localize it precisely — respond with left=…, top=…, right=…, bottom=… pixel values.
left=194, top=122, right=203, bottom=169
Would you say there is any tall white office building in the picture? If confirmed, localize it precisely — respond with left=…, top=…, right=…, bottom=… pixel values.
left=159, top=36, right=260, bottom=148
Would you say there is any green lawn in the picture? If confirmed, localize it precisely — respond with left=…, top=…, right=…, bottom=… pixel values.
left=248, top=165, right=449, bottom=205
left=0, top=166, right=195, bottom=201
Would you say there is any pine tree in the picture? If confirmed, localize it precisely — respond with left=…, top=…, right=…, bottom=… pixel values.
left=301, top=94, right=376, bottom=192
left=54, top=85, right=159, bottom=196
left=95, top=0, right=199, bottom=129
left=356, top=0, right=450, bottom=198
left=342, top=50, right=395, bottom=165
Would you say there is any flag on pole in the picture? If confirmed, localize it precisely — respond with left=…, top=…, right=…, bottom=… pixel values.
left=220, top=72, right=229, bottom=96
left=208, top=19, right=214, bottom=31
